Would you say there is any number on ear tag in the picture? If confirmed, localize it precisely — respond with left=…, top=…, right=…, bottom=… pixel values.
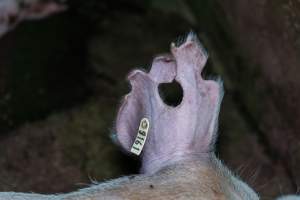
left=130, top=118, right=150, bottom=155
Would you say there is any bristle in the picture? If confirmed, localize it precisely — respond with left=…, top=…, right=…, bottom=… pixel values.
left=173, top=31, right=209, bottom=58
left=174, top=33, right=187, bottom=48
left=188, top=30, right=209, bottom=58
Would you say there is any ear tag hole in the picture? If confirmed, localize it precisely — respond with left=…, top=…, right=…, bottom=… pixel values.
left=158, top=80, right=183, bottom=107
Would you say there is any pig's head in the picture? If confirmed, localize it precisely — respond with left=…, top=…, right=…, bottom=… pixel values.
left=114, top=32, right=259, bottom=199
left=116, top=32, right=223, bottom=174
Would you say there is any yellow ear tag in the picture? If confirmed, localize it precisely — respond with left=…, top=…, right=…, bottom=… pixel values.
left=130, top=118, right=150, bottom=156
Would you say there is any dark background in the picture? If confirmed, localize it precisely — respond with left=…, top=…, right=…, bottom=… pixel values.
left=0, top=0, right=299, bottom=199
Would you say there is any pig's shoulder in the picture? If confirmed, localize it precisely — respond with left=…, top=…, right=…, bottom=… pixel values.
left=64, top=159, right=258, bottom=200
left=65, top=160, right=228, bottom=200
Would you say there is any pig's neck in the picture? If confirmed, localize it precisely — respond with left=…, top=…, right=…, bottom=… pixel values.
left=140, top=151, right=214, bottom=174
left=142, top=154, right=259, bottom=200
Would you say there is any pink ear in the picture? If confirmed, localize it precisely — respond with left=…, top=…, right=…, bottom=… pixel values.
left=22, top=2, right=67, bottom=20
left=115, top=32, right=224, bottom=174
left=115, top=55, right=176, bottom=151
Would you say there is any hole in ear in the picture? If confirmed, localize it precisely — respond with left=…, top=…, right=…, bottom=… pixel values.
left=158, top=80, right=183, bottom=107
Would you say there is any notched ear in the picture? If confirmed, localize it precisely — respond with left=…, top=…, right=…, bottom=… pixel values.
left=171, top=31, right=208, bottom=74
left=149, top=54, right=176, bottom=83
left=115, top=55, right=177, bottom=154
left=115, top=70, right=153, bottom=153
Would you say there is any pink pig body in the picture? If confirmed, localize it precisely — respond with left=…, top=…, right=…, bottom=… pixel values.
left=0, top=32, right=298, bottom=200
left=0, top=0, right=66, bottom=37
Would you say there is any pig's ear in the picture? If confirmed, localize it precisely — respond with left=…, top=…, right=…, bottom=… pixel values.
left=22, top=2, right=67, bottom=20
left=115, top=55, right=176, bottom=153
left=114, top=70, right=150, bottom=152
left=170, top=31, right=223, bottom=151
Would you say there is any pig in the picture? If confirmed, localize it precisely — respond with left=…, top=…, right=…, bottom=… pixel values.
left=277, top=196, right=300, bottom=200
left=0, top=0, right=67, bottom=37
left=0, top=32, right=298, bottom=200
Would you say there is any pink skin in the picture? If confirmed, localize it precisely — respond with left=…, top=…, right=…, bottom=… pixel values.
left=116, top=32, right=224, bottom=174
left=20, top=2, right=67, bottom=20
left=0, top=0, right=67, bottom=37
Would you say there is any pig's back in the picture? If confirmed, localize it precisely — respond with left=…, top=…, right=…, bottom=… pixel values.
left=63, top=160, right=233, bottom=200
